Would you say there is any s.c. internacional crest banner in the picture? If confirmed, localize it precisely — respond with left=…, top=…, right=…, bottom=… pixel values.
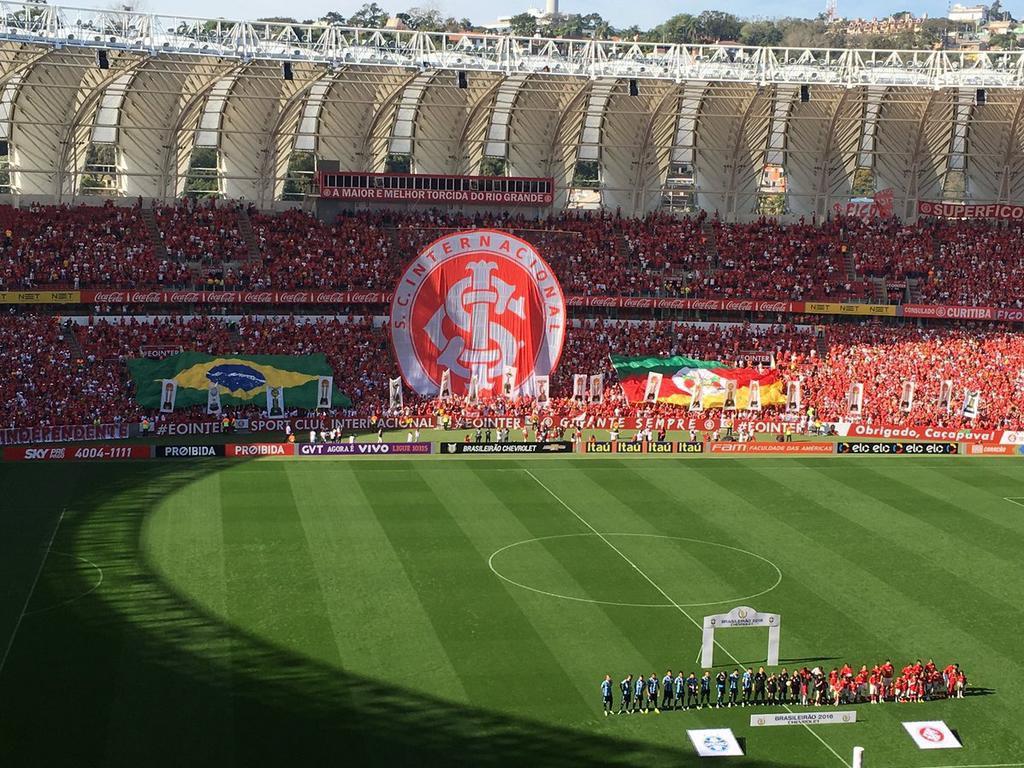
left=390, top=230, right=566, bottom=397
left=128, top=353, right=352, bottom=410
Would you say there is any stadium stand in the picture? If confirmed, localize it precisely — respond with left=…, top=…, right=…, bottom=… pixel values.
left=1, top=314, right=1018, bottom=431
left=0, top=202, right=187, bottom=289
left=5, top=204, right=1024, bottom=308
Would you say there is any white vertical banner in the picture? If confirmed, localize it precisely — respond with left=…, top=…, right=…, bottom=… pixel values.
left=643, top=372, right=663, bottom=403
left=687, top=729, right=744, bottom=757
left=160, top=380, right=178, bottom=414
left=962, top=390, right=980, bottom=420
left=902, top=721, right=962, bottom=750
left=467, top=374, right=480, bottom=404
left=439, top=368, right=453, bottom=399
left=316, top=376, right=333, bottom=410
left=748, top=379, right=762, bottom=411
left=389, top=377, right=404, bottom=412
left=589, top=374, right=604, bottom=404
left=572, top=374, right=588, bottom=401
left=900, top=381, right=915, bottom=413
left=689, top=382, right=705, bottom=412
left=785, top=379, right=801, bottom=413
left=266, top=386, right=285, bottom=418
left=701, top=606, right=780, bottom=669
left=847, top=382, right=864, bottom=417
left=534, top=375, right=550, bottom=405
left=938, top=379, right=954, bottom=413
left=723, top=380, right=737, bottom=411
left=501, top=366, right=517, bottom=397
left=206, top=383, right=222, bottom=415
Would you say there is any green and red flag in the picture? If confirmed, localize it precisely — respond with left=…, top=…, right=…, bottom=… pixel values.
left=610, top=354, right=785, bottom=408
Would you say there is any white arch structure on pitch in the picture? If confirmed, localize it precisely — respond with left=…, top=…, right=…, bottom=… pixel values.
left=1, top=1, right=1024, bottom=218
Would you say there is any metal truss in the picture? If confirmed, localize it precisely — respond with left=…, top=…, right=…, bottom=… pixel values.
left=3, top=0, right=1024, bottom=89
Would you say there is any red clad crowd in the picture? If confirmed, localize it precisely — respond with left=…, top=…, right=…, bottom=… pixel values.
left=708, top=218, right=870, bottom=301
left=154, top=202, right=249, bottom=266
left=2, top=314, right=1022, bottom=432
left=2, top=201, right=1024, bottom=307
left=0, top=202, right=187, bottom=289
left=801, top=325, right=1024, bottom=429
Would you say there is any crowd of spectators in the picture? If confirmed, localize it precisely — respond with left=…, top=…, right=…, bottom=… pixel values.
left=802, top=324, right=1024, bottom=429
left=4, top=201, right=1024, bottom=308
left=708, top=218, right=870, bottom=301
left=153, top=201, right=248, bottom=265
left=0, top=202, right=187, bottom=289
left=4, top=314, right=1023, bottom=433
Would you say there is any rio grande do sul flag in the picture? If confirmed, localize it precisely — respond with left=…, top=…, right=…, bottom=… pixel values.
left=610, top=355, right=785, bottom=408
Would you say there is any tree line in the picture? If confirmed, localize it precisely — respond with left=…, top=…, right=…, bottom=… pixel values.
left=256, top=3, right=996, bottom=50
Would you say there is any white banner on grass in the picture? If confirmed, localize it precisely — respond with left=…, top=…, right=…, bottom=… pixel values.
left=902, top=721, right=961, bottom=750
left=701, top=606, right=780, bottom=669
left=687, top=728, right=744, bottom=757
left=752, top=711, right=857, bottom=727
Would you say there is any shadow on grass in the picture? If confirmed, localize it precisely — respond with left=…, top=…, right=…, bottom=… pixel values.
left=1, top=459, right=793, bottom=768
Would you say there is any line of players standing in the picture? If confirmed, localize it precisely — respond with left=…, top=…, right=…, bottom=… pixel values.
left=600, top=661, right=967, bottom=715
left=601, top=669, right=772, bottom=715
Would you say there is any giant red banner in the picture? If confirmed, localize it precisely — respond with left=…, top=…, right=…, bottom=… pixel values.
left=390, top=230, right=566, bottom=397
left=918, top=200, right=1024, bottom=220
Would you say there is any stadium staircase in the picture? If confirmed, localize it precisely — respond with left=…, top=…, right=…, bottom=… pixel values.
left=701, top=219, right=719, bottom=268
left=236, top=208, right=260, bottom=260
left=140, top=207, right=169, bottom=263
left=907, top=277, right=923, bottom=303
left=871, top=277, right=888, bottom=303
left=843, top=248, right=857, bottom=282
left=62, top=322, right=85, bottom=359
left=815, top=329, right=829, bottom=358
left=142, top=205, right=208, bottom=286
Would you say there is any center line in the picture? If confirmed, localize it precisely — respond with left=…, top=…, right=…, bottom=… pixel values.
left=523, top=469, right=850, bottom=768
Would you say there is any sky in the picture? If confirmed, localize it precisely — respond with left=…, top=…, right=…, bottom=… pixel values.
left=130, top=0, right=970, bottom=31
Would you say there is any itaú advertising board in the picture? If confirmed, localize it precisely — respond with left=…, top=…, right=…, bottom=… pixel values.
left=390, top=230, right=565, bottom=398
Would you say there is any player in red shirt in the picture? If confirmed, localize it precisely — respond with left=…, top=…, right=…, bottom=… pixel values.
left=868, top=671, right=880, bottom=703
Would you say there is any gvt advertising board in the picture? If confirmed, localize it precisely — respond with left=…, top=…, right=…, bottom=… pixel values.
left=299, top=442, right=432, bottom=456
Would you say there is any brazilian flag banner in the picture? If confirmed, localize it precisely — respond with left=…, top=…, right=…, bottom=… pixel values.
left=128, top=352, right=352, bottom=410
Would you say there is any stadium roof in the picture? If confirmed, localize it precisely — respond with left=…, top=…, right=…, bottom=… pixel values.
left=2, top=1, right=1024, bottom=217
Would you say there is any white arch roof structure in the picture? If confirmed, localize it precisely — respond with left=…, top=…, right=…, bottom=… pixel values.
left=2, top=0, right=1024, bottom=218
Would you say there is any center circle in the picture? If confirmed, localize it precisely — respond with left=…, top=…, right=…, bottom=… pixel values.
left=488, top=533, right=782, bottom=608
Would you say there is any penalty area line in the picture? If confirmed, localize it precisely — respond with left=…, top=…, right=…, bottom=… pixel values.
left=522, top=469, right=850, bottom=768
left=0, top=507, right=64, bottom=679
left=1003, top=497, right=1024, bottom=508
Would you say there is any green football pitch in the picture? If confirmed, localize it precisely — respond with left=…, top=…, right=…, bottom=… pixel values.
left=2, top=454, right=1023, bottom=767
